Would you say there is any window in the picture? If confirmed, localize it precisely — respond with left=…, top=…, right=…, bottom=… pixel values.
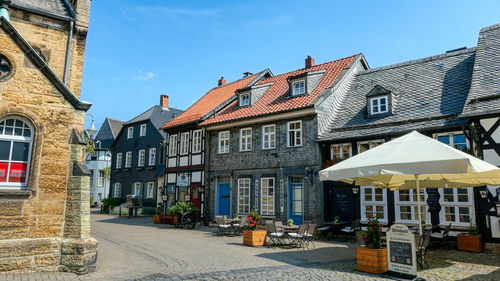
left=261, top=177, right=275, bottom=215
left=218, top=131, right=230, bottom=154
left=395, top=190, right=428, bottom=224
left=180, top=132, right=189, bottom=155
left=138, top=150, right=145, bottom=167
left=361, top=186, right=387, bottom=222
left=192, top=130, right=202, bottom=153
left=239, top=128, right=252, bottom=152
left=127, top=127, right=133, bottom=139
left=134, top=182, right=141, bottom=196
left=113, top=183, right=122, bottom=198
left=238, top=178, right=251, bottom=214
left=146, top=182, right=155, bottom=199
left=330, top=143, right=351, bottom=160
left=148, top=148, right=156, bottom=166
left=287, top=121, right=302, bottom=147
left=0, top=117, right=33, bottom=188
left=292, top=80, right=305, bottom=96
left=125, top=151, right=132, bottom=168
left=168, top=134, right=177, bottom=156
left=116, top=153, right=122, bottom=169
left=435, top=132, right=474, bottom=226
left=98, top=170, right=104, bottom=186
left=140, top=124, right=146, bottom=136
left=358, top=140, right=384, bottom=153
left=240, top=93, right=250, bottom=106
left=262, top=124, right=276, bottom=150
left=369, top=96, right=388, bottom=115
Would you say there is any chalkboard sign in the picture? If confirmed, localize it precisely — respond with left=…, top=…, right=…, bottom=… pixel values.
left=335, top=192, right=349, bottom=214
left=426, top=188, right=441, bottom=212
left=389, top=241, right=413, bottom=265
left=387, top=224, right=417, bottom=278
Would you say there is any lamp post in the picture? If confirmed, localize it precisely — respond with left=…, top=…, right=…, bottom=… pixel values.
left=85, top=113, right=98, bottom=138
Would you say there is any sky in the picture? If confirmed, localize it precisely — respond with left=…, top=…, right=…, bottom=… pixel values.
left=81, top=0, right=500, bottom=131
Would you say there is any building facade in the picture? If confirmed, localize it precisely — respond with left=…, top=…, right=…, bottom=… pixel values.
left=201, top=55, right=368, bottom=224
left=86, top=117, right=123, bottom=204
left=318, top=23, right=500, bottom=248
left=110, top=95, right=183, bottom=208
left=0, top=0, right=97, bottom=273
left=162, top=73, right=269, bottom=222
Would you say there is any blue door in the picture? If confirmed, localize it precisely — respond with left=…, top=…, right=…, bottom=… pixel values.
left=289, top=177, right=304, bottom=225
left=217, top=182, right=231, bottom=217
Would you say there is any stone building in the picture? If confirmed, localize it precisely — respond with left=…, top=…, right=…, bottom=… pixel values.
left=0, top=0, right=97, bottom=273
left=161, top=72, right=270, bottom=221
left=201, top=55, right=367, bottom=224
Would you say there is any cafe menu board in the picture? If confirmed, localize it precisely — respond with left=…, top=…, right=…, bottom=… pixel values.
left=387, top=224, right=417, bottom=278
left=426, top=188, right=441, bottom=212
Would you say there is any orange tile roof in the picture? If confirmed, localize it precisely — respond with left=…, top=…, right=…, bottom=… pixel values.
left=201, top=55, right=357, bottom=126
left=162, top=74, right=260, bottom=129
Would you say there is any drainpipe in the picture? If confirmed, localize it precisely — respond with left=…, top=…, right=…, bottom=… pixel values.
left=0, top=0, right=11, bottom=22
left=63, top=19, right=74, bottom=85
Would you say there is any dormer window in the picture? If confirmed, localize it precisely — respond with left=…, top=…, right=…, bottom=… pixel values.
left=370, top=96, right=388, bottom=115
left=292, top=80, right=305, bottom=96
left=240, top=93, right=250, bottom=107
left=366, top=85, right=392, bottom=117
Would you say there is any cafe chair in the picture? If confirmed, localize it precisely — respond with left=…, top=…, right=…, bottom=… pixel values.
left=215, top=216, right=231, bottom=236
left=266, top=223, right=284, bottom=248
left=341, top=219, right=361, bottom=242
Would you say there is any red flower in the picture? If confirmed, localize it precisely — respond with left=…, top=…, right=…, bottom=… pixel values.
left=367, top=221, right=371, bottom=225
left=250, top=223, right=255, bottom=226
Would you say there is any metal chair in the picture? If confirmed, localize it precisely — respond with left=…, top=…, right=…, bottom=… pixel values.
left=416, top=229, right=432, bottom=269
left=266, top=223, right=284, bottom=248
left=215, top=216, right=231, bottom=236
left=288, top=224, right=308, bottom=248
left=233, top=216, right=247, bottom=236
left=431, top=223, right=451, bottom=239
left=340, top=219, right=361, bottom=242
left=304, top=224, right=317, bottom=249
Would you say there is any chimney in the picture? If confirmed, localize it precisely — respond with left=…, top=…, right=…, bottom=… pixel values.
left=218, top=76, right=226, bottom=86
left=160, top=94, right=169, bottom=109
left=305, top=54, right=315, bottom=68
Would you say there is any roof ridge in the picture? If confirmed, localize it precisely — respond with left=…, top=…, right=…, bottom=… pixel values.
left=106, top=117, right=124, bottom=123
left=125, top=105, right=157, bottom=123
left=207, top=71, right=261, bottom=92
left=257, top=54, right=359, bottom=83
left=359, top=48, right=477, bottom=75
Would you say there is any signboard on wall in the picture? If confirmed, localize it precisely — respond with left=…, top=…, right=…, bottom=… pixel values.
left=177, top=174, right=189, bottom=186
left=387, top=224, right=417, bottom=279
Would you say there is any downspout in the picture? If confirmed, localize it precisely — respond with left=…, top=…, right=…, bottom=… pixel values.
left=0, top=0, right=11, bottom=22
left=63, top=19, right=74, bottom=85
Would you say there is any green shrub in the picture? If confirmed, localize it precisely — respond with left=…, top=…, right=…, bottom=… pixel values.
left=168, top=202, right=199, bottom=218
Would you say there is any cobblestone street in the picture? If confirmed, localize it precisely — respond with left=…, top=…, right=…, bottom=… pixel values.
left=0, top=211, right=499, bottom=281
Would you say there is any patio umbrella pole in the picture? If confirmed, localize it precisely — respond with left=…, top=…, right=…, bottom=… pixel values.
left=416, top=174, right=423, bottom=236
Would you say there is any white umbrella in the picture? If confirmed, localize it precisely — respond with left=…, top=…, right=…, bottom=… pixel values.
left=319, top=130, right=500, bottom=235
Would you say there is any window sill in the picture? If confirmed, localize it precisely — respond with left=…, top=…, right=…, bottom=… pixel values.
left=0, top=189, right=34, bottom=199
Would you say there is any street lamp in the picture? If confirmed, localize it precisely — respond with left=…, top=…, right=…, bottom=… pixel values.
left=85, top=113, right=98, bottom=137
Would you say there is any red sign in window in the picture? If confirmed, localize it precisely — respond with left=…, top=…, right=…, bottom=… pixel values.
left=0, top=162, right=7, bottom=182
left=8, top=162, right=27, bottom=183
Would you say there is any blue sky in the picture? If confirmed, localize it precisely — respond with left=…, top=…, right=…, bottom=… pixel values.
left=81, top=0, right=500, bottom=130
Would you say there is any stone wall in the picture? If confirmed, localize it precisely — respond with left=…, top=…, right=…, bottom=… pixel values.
left=206, top=115, right=324, bottom=223
left=0, top=0, right=96, bottom=273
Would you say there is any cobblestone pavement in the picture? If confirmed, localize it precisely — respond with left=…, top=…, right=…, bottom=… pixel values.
left=0, top=212, right=499, bottom=280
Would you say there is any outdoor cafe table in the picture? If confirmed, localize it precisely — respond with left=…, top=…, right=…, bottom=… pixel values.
left=276, top=225, right=300, bottom=248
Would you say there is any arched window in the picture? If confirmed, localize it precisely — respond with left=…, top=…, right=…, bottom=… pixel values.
left=0, top=117, right=33, bottom=189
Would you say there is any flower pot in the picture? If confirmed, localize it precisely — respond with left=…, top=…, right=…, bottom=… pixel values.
left=356, top=247, right=388, bottom=274
left=153, top=215, right=160, bottom=224
left=457, top=233, right=483, bottom=252
left=243, top=230, right=267, bottom=247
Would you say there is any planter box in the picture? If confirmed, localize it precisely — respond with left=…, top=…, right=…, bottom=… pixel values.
left=457, top=233, right=483, bottom=252
left=153, top=215, right=160, bottom=224
left=243, top=230, right=267, bottom=247
left=357, top=247, right=388, bottom=274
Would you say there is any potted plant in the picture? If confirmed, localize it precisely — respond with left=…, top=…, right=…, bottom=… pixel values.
left=234, top=214, right=239, bottom=219
left=457, top=224, right=483, bottom=252
left=334, top=216, right=340, bottom=223
left=153, top=202, right=163, bottom=224
left=243, top=208, right=265, bottom=246
left=356, top=217, right=387, bottom=274
left=287, top=218, right=294, bottom=226
left=168, top=202, right=199, bottom=226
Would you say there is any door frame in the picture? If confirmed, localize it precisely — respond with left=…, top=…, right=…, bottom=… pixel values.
left=288, top=176, right=304, bottom=224
left=215, top=176, right=231, bottom=219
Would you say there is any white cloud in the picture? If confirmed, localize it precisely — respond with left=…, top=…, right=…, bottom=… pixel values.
left=132, top=69, right=156, bottom=81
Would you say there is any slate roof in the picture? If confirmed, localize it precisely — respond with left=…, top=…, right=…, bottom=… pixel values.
left=126, top=105, right=183, bottom=138
left=94, top=117, right=124, bottom=149
left=463, top=23, right=500, bottom=116
left=319, top=48, right=476, bottom=141
left=11, top=0, right=74, bottom=20
left=0, top=17, right=91, bottom=110
left=201, top=55, right=358, bottom=126
left=108, top=118, right=125, bottom=138
left=162, top=71, right=269, bottom=129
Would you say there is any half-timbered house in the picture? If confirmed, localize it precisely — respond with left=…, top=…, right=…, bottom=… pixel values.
left=318, top=23, right=500, bottom=248
left=161, top=72, right=271, bottom=221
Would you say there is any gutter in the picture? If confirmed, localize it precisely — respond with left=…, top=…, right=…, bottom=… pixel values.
left=63, top=19, right=74, bottom=84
